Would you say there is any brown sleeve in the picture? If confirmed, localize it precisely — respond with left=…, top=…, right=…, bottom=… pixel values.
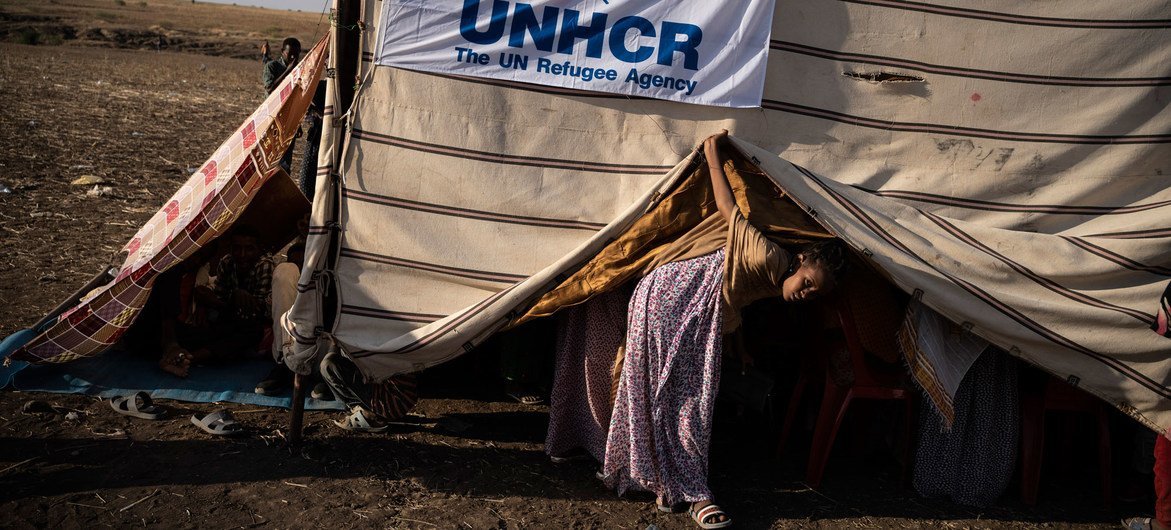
left=722, top=208, right=790, bottom=331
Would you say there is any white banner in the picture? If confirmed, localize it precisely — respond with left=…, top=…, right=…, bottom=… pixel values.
left=375, top=0, right=777, bottom=108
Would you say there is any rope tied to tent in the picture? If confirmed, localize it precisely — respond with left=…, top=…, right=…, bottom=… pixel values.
left=328, top=10, right=366, bottom=33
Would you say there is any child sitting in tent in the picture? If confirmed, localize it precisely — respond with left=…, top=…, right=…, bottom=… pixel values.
left=600, top=131, right=848, bottom=529
left=133, top=246, right=219, bottom=378
left=151, top=228, right=274, bottom=377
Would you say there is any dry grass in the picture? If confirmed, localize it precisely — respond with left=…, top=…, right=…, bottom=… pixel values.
left=6, top=0, right=323, bottom=35
left=0, top=0, right=327, bottom=58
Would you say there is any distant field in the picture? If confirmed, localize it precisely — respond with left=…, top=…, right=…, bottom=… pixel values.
left=0, top=0, right=324, bottom=58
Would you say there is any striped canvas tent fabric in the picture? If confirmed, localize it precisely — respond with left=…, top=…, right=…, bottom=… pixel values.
left=284, top=0, right=1170, bottom=433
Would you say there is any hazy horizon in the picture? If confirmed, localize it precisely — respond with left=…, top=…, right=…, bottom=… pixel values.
left=200, top=0, right=327, bottom=13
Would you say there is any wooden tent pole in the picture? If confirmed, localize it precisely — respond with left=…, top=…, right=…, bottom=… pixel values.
left=289, top=373, right=307, bottom=447
left=288, top=0, right=362, bottom=449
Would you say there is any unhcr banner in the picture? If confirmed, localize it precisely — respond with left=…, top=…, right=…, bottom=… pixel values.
left=375, top=0, right=777, bottom=108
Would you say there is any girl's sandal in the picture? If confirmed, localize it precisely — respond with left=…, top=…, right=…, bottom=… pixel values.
left=689, top=503, right=733, bottom=529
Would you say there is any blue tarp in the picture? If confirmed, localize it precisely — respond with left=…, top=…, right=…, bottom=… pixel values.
left=0, top=346, right=343, bottom=410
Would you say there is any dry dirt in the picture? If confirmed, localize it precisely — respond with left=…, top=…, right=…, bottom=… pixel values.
left=0, top=2, right=1141, bottom=529
left=1, top=0, right=324, bottom=59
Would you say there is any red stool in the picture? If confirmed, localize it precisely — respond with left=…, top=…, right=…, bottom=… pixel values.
left=778, top=295, right=917, bottom=489
left=1019, top=376, right=1112, bottom=506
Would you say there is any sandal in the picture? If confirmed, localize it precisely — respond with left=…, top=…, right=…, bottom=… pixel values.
left=690, top=502, right=732, bottom=529
left=549, top=449, right=592, bottom=465
left=109, top=392, right=166, bottom=420
left=1123, top=518, right=1154, bottom=530
left=333, top=406, right=388, bottom=433
left=506, top=390, right=544, bottom=406
left=190, top=410, right=244, bottom=436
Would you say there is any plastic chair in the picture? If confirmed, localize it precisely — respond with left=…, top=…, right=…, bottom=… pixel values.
left=1019, top=376, right=1112, bottom=506
left=777, top=294, right=917, bottom=489
left=776, top=343, right=823, bottom=458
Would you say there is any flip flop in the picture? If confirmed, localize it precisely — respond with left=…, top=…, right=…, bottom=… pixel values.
left=690, top=503, right=733, bottom=529
left=190, top=410, right=244, bottom=436
left=333, top=407, right=389, bottom=433
left=549, top=450, right=592, bottom=465
left=1123, top=518, right=1154, bottom=530
left=109, top=392, right=166, bottom=420
left=506, top=391, right=544, bottom=406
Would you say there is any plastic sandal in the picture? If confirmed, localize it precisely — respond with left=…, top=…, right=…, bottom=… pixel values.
left=506, top=391, right=544, bottom=406
left=690, top=503, right=733, bottom=529
left=332, top=407, right=388, bottom=433
left=109, top=392, right=166, bottom=420
left=190, top=410, right=244, bottom=436
left=1123, top=518, right=1153, bottom=530
left=548, top=450, right=591, bottom=465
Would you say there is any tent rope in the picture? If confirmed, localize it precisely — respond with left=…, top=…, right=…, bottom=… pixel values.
left=310, top=0, right=331, bottom=44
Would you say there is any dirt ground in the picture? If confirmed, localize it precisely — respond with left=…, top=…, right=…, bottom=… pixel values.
left=0, top=0, right=323, bottom=59
left=0, top=4, right=1145, bottom=529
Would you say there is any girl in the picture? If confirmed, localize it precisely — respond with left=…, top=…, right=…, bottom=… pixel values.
left=602, top=131, right=848, bottom=529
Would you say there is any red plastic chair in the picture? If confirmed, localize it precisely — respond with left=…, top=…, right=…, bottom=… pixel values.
left=776, top=341, right=824, bottom=458
left=777, top=294, right=917, bottom=488
left=1019, top=376, right=1112, bottom=506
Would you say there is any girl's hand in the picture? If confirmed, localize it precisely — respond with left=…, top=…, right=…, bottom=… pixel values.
left=703, top=129, right=729, bottom=156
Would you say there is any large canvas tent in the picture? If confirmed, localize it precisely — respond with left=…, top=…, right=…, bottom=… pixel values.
left=5, top=0, right=1170, bottom=435
left=281, top=0, right=1170, bottom=433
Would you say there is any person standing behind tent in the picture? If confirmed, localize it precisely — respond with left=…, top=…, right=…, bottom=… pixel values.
left=296, top=81, right=326, bottom=202
left=1124, top=436, right=1171, bottom=530
left=544, top=287, right=629, bottom=465
left=600, top=131, right=848, bottom=529
left=260, top=37, right=301, bottom=174
left=1122, top=290, right=1171, bottom=530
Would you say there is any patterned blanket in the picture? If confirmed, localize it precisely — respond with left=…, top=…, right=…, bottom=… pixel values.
left=8, top=36, right=328, bottom=365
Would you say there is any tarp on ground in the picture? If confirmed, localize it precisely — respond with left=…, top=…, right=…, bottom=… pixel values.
left=284, top=0, right=1171, bottom=433
left=6, top=36, right=329, bottom=365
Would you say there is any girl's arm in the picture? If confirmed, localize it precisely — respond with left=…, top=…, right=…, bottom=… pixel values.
left=704, top=130, right=736, bottom=221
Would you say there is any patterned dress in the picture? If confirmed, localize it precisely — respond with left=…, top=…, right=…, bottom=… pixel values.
left=545, top=289, right=629, bottom=462
left=603, top=248, right=726, bottom=504
left=913, top=349, right=1018, bottom=507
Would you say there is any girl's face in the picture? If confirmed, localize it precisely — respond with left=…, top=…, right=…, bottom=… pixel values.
left=782, top=254, right=833, bottom=303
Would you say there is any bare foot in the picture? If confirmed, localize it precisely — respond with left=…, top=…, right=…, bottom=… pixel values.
left=159, top=345, right=191, bottom=378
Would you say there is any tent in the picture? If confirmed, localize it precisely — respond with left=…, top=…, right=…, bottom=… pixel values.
left=2, top=36, right=328, bottom=369
left=6, top=0, right=1170, bottom=435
